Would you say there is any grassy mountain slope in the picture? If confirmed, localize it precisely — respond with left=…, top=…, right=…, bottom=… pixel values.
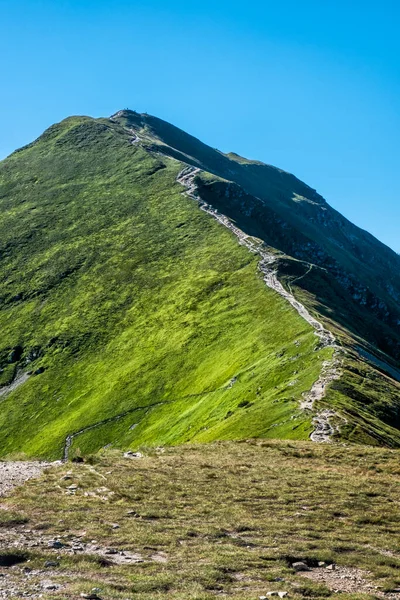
left=111, top=110, right=400, bottom=444
left=192, top=175, right=400, bottom=444
left=1, top=111, right=400, bottom=457
left=0, top=116, right=329, bottom=459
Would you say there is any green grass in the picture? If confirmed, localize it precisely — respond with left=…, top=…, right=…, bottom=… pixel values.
left=0, top=116, right=327, bottom=459
left=3, top=441, right=400, bottom=599
left=1, top=110, right=399, bottom=456
left=113, top=110, right=400, bottom=365
left=192, top=174, right=400, bottom=446
left=275, top=262, right=400, bottom=446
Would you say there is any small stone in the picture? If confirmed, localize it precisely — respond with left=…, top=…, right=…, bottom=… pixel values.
left=123, top=451, right=142, bottom=458
left=42, top=581, right=60, bottom=590
left=48, top=540, right=64, bottom=549
left=105, top=548, right=118, bottom=554
left=292, top=561, right=310, bottom=572
left=318, top=561, right=326, bottom=567
left=111, top=523, right=120, bottom=529
left=326, top=563, right=336, bottom=570
left=44, top=561, right=59, bottom=567
left=67, top=484, right=78, bottom=490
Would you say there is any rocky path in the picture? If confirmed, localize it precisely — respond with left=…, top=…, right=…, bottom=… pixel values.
left=300, top=357, right=341, bottom=411
left=177, top=166, right=342, bottom=442
left=0, top=462, right=52, bottom=497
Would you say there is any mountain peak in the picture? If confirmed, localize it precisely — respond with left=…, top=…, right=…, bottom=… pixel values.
left=0, top=110, right=399, bottom=458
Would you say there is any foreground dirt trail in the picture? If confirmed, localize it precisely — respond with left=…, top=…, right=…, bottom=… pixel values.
left=0, top=462, right=52, bottom=497
left=177, top=166, right=342, bottom=441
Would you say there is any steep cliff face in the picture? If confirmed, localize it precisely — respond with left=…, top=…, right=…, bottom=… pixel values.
left=0, top=110, right=399, bottom=458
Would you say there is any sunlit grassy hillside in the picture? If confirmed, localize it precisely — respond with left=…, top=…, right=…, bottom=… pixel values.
left=1, top=111, right=400, bottom=457
left=0, top=116, right=328, bottom=459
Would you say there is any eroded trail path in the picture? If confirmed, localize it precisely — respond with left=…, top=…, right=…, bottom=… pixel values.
left=177, top=166, right=342, bottom=442
left=62, top=379, right=239, bottom=460
left=0, top=462, right=52, bottom=497
left=0, top=372, right=30, bottom=399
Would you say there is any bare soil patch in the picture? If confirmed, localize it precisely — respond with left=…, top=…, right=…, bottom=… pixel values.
left=0, top=462, right=52, bottom=497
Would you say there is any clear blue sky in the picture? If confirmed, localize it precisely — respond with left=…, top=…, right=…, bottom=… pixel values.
left=1, top=0, right=399, bottom=251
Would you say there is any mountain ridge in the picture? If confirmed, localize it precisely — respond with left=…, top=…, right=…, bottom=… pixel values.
left=0, top=109, right=399, bottom=457
left=113, top=110, right=400, bottom=363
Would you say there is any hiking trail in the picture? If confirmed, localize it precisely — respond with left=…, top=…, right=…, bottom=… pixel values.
left=177, top=165, right=342, bottom=442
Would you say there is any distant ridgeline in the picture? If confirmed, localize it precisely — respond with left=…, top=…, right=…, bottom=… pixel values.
left=0, top=109, right=399, bottom=459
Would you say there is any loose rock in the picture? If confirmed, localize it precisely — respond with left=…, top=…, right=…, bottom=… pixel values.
left=292, top=561, right=310, bottom=572
left=48, top=540, right=64, bottom=549
left=123, top=451, right=142, bottom=458
left=44, top=560, right=59, bottom=567
left=42, top=580, right=60, bottom=590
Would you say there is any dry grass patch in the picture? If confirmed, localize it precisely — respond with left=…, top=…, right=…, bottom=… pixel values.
left=0, top=440, right=399, bottom=599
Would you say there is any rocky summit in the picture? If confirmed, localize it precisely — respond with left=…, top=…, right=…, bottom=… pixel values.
left=0, top=109, right=399, bottom=459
